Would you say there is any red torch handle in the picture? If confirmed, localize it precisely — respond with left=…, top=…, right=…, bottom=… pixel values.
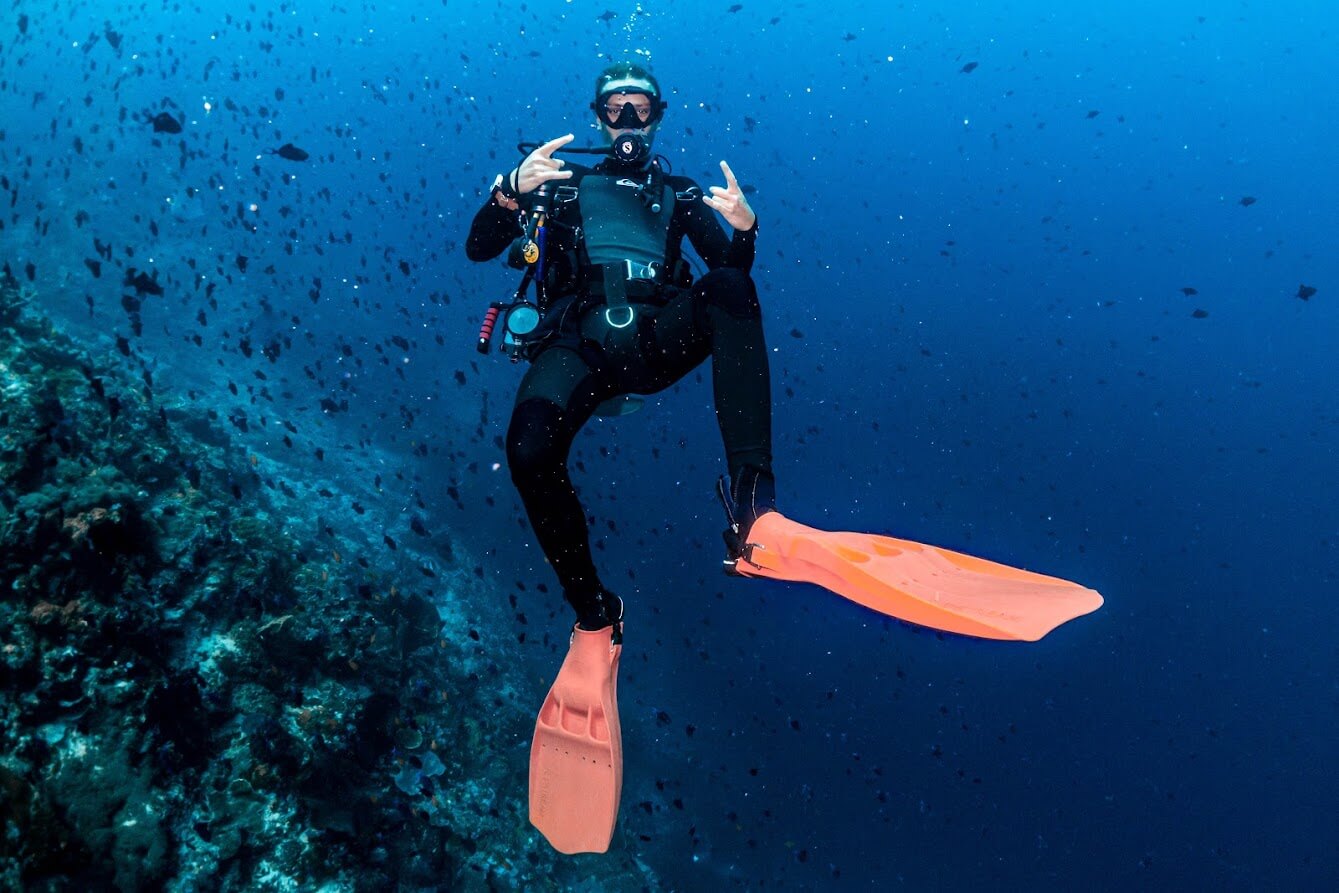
left=477, top=304, right=501, bottom=354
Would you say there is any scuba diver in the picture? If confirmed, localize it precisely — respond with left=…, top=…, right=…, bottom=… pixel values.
left=466, top=61, right=774, bottom=854
left=466, top=63, right=1103, bottom=856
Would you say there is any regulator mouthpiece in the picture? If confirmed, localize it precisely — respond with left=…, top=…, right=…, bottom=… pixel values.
left=611, top=132, right=651, bottom=165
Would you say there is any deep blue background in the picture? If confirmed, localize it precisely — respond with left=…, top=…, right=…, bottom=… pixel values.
left=3, top=0, right=1336, bottom=887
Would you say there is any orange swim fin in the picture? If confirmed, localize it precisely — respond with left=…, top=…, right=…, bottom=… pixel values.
left=727, top=512, right=1103, bottom=641
left=529, top=623, right=623, bottom=854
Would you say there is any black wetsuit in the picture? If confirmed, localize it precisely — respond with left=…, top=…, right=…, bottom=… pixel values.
left=466, top=156, right=773, bottom=626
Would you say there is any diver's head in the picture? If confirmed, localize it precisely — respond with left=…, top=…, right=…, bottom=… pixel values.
left=591, top=62, right=666, bottom=164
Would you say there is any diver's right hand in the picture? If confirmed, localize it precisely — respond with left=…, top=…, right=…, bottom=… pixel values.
left=515, top=133, right=575, bottom=194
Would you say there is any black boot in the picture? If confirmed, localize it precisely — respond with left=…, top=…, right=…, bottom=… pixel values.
left=717, top=465, right=776, bottom=563
left=567, top=587, right=624, bottom=644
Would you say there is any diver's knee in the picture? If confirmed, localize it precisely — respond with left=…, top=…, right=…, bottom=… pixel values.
left=696, top=267, right=760, bottom=320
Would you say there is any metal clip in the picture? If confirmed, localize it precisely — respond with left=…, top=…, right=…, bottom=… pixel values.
left=623, top=259, right=659, bottom=281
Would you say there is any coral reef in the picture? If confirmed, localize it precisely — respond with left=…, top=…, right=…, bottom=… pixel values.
left=0, top=269, right=656, bottom=889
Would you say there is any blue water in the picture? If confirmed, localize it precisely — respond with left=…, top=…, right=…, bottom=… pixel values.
left=3, top=0, right=1336, bottom=887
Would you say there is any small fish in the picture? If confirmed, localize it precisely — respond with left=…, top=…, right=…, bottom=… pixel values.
left=125, top=269, right=164, bottom=296
left=1296, top=283, right=1317, bottom=301
left=1180, top=287, right=1198, bottom=296
left=151, top=112, right=182, bottom=134
left=1191, top=308, right=1209, bottom=318
left=960, top=61, right=978, bottom=74
left=1085, top=109, right=1100, bottom=119
left=1239, top=196, right=1256, bottom=207
left=269, top=143, right=309, bottom=161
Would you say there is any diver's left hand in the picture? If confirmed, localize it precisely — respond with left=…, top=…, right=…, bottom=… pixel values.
left=702, top=160, right=756, bottom=231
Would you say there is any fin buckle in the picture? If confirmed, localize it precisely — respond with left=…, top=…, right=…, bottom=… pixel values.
left=739, top=539, right=766, bottom=568
left=722, top=535, right=766, bottom=576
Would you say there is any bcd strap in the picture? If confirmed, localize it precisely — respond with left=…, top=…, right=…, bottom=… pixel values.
left=602, top=263, right=634, bottom=329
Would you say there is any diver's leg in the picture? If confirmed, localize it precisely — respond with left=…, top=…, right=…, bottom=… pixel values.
left=506, top=346, right=621, bottom=629
left=642, top=268, right=775, bottom=527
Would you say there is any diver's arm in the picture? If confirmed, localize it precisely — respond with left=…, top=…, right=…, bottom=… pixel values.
left=682, top=160, right=758, bottom=273
left=681, top=192, right=756, bottom=274
left=468, top=135, right=577, bottom=262
left=726, top=217, right=758, bottom=273
left=465, top=194, right=521, bottom=262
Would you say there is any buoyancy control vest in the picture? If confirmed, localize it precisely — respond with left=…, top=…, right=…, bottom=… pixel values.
left=576, top=172, right=676, bottom=268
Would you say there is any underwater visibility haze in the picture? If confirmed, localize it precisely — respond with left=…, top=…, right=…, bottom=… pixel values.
left=1, top=0, right=1336, bottom=889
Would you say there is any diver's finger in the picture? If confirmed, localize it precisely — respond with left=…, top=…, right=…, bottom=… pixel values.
left=708, top=185, right=731, bottom=197
left=719, top=160, right=740, bottom=189
left=538, top=133, right=576, bottom=157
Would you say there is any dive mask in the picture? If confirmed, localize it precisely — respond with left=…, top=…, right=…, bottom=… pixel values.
left=592, top=88, right=666, bottom=131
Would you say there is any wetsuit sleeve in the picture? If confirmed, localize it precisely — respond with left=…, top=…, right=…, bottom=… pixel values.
left=678, top=178, right=757, bottom=275
left=465, top=199, right=521, bottom=262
